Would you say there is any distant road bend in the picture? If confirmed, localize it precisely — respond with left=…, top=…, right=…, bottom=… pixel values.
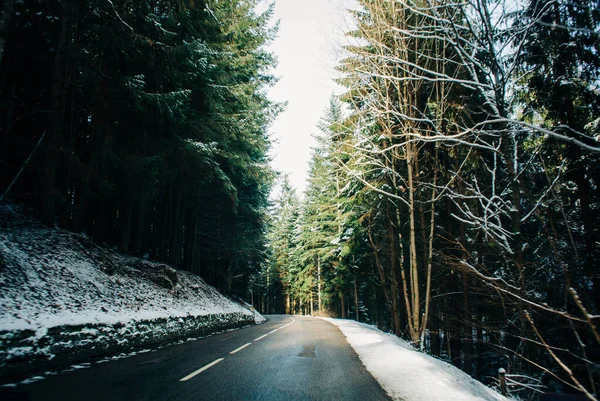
left=2, top=315, right=391, bottom=401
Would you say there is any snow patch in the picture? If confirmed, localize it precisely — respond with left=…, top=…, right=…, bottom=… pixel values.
left=0, top=206, right=260, bottom=334
left=323, top=318, right=509, bottom=401
left=0, top=204, right=263, bottom=379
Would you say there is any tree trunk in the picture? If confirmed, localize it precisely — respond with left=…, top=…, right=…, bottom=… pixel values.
left=0, top=0, right=14, bottom=67
left=354, top=263, right=359, bottom=321
left=317, top=254, right=322, bottom=311
left=387, top=202, right=402, bottom=336
left=367, top=212, right=396, bottom=332
left=169, top=189, right=184, bottom=267
left=421, top=158, right=437, bottom=348
left=119, top=195, right=133, bottom=252
left=265, top=271, right=270, bottom=313
left=406, top=142, right=420, bottom=344
left=476, top=310, right=484, bottom=380
left=431, top=327, right=441, bottom=357
left=41, top=0, right=69, bottom=225
left=450, top=330, right=462, bottom=369
left=460, top=203, right=472, bottom=375
left=462, top=274, right=472, bottom=375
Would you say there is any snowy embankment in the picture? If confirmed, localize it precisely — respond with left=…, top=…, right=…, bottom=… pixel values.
left=324, top=318, right=509, bottom=401
left=0, top=204, right=263, bottom=382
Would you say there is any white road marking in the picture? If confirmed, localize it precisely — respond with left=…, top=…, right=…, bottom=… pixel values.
left=264, top=319, right=295, bottom=336
left=179, top=318, right=296, bottom=383
left=229, top=343, right=251, bottom=354
left=179, top=358, right=224, bottom=382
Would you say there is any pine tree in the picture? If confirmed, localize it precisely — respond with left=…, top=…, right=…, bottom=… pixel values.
left=0, top=0, right=280, bottom=295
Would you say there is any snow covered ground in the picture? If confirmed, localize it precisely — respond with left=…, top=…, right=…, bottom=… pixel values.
left=324, top=318, right=509, bottom=401
left=0, top=204, right=262, bottom=379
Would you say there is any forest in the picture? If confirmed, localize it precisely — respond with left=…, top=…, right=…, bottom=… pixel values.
left=257, top=0, right=600, bottom=399
left=1, top=0, right=599, bottom=400
left=0, top=0, right=279, bottom=295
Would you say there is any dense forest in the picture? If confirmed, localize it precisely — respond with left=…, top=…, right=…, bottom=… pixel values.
left=0, top=0, right=279, bottom=294
left=1, top=0, right=599, bottom=399
left=258, top=0, right=600, bottom=399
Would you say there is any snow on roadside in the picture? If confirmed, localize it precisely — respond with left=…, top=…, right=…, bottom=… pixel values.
left=237, top=299, right=266, bottom=324
left=0, top=203, right=263, bottom=378
left=0, top=204, right=259, bottom=335
left=324, top=318, right=509, bottom=401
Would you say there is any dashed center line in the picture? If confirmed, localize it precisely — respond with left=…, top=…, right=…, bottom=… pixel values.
left=180, top=358, right=224, bottom=382
left=253, top=333, right=269, bottom=342
left=178, top=318, right=296, bottom=382
left=229, top=343, right=252, bottom=354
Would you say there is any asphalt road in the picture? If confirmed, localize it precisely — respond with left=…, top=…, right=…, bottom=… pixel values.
left=1, top=315, right=391, bottom=401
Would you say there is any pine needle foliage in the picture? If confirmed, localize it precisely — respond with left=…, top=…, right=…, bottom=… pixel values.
left=0, top=0, right=280, bottom=295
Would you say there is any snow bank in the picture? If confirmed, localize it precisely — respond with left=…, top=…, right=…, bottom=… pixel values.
left=323, top=318, right=509, bottom=401
left=0, top=204, right=263, bottom=381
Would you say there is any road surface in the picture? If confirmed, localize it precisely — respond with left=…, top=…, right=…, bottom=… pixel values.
left=1, top=315, right=391, bottom=401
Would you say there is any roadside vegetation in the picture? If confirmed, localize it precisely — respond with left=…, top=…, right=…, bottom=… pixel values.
left=258, top=1, right=600, bottom=399
left=1, top=0, right=598, bottom=399
left=0, top=0, right=279, bottom=296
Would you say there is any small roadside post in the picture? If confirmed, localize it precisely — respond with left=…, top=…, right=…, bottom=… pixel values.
left=498, top=368, right=507, bottom=396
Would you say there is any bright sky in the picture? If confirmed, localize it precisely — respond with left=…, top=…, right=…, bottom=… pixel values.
left=264, top=0, right=357, bottom=195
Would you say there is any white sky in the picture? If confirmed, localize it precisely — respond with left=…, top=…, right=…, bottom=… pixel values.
left=264, top=0, right=357, bottom=195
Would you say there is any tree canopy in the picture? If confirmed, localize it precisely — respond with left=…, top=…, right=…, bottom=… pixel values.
left=260, top=1, right=600, bottom=399
left=0, top=0, right=280, bottom=295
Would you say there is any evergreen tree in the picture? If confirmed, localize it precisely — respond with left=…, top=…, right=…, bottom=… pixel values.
left=266, top=1, right=600, bottom=398
left=0, top=0, right=279, bottom=295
